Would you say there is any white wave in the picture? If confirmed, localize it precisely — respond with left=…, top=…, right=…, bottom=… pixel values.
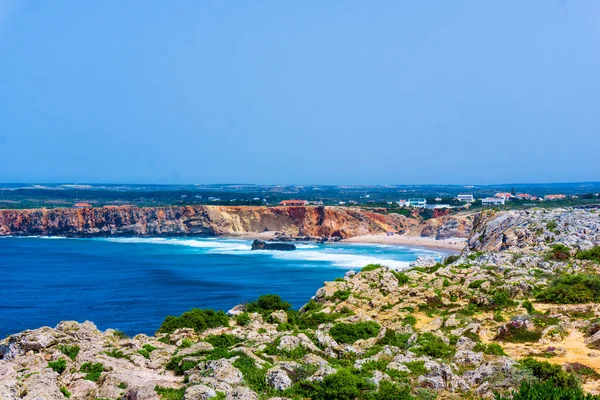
left=102, top=237, right=251, bottom=251
left=295, top=244, right=318, bottom=249
left=267, top=250, right=412, bottom=270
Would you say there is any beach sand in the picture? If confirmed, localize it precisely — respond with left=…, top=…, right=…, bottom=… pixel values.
left=343, top=234, right=467, bottom=252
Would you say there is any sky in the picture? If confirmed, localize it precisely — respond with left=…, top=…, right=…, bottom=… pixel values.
left=0, top=0, right=599, bottom=185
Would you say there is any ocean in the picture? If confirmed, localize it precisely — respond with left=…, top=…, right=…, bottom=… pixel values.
left=0, top=236, right=448, bottom=337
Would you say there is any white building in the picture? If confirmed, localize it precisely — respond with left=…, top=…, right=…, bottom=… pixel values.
left=406, top=198, right=427, bottom=208
left=457, top=194, right=475, bottom=202
left=482, top=197, right=505, bottom=206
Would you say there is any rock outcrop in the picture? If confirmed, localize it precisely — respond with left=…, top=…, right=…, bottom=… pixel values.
left=250, top=240, right=296, bottom=251
left=0, top=205, right=417, bottom=239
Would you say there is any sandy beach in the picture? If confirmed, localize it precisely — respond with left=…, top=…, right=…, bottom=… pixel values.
left=343, top=234, right=467, bottom=252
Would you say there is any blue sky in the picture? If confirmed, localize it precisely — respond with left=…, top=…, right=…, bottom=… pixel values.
left=0, top=0, right=599, bottom=185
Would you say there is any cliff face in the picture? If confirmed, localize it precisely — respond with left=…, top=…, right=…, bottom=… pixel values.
left=0, top=206, right=417, bottom=239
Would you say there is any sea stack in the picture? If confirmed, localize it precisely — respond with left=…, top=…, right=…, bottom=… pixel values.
left=251, top=239, right=296, bottom=251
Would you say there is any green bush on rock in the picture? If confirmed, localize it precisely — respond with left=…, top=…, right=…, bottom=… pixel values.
left=157, top=308, right=229, bottom=334
left=329, top=321, right=381, bottom=344
left=536, top=274, right=600, bottom=304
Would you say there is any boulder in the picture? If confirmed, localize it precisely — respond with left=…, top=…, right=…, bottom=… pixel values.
left=185, top=384, right=217, bottom=400
left=251, top=240, right=296, bottom=251
left=265, top=367, right=292, bottom=390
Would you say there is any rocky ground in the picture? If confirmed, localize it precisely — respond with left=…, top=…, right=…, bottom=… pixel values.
left=1, top=207, right=600, bottom=400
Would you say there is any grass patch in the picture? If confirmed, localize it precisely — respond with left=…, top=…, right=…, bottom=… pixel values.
left=154, top=386, right=185, bottom=400
left=58, top=345, right=80, bottom=361
left=79, top=362, right=104, bottom=382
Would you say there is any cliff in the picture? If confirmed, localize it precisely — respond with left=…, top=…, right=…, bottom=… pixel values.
left=0, top=206, right=417, bottom=239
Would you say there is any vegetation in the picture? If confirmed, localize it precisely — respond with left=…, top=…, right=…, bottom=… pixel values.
left=137, top=344, right=157, bottom=359
left=154, top=385, right=185, bottom=400
left=361, top=264, right=383, bottom=272
left=495, top=322, right=542, bottom=343
left=520, top=357, right=579, bottom=389
left=113, top=330, right=129, bottom=339
left=536, top=274, right=600, bottom=304
left=60, top=386, right=71, bottom=398
left=47, top=359, right=67, bottom=374
left=157, top=308, right=229, bottom=334
left=545, top=244, right=571, bottom=261
left=235, top=312, right=251, bottom=326
left=58, top=344, right=80, bottom=361
left=328, top=321, right=381, bottom=344
left=577, top=246, right=600, bottom=263
left=79, top=362, right=104, bottom=382
left=232, top=354, right=268, bottom=393
left=246, top=294, right=291, bottom=314
left=286, top=368, right=366, bottom=400
left=474, top=342, right=506, bottom=356
left=412, top=333, right=455, bottom=359
left=205, top=333, right=241, bottom=348
left=494, top=380, right=600, bottom=400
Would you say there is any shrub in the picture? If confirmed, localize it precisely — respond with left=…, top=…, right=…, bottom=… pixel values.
left=546, top=244, right=571, bottom=261
left=546, top=221, right=558, bottom=231
left=232, top=354, right=268, bottom=392
left=104, top=349, right=130, bottom=359
left=331, top=290, right=352, bottom=301
left=361, top=264, right=383, bottom=272
left=520, top=357, right=579, bottom=389
left=60, top=386, right=71, bottom=398
left=297, top=311, right=338, bottom=330
left=375, top=380, right=414, bottom=400
left=137, top=344, right=157, bottom=359
left=565, top=362, right=600, bottom=381
left=392, top=271, right=409, bottom=285
left=577, top=246, right=600, bottom=263
left=48, top=359, right=67, bottom=374
left=377, top=329, right=411, bottom=348
left=235, top=312, right=251, bottom=326
left=246, top=294, right=291, bottom=313
left=287, top=368, right=364, bottom=400
left=59, top=345, right=80, bottom=361
left=405, top=360, right=427, bottom=375
left=494, top=380, right=600, bottom=400
left=495, top=321, right=542, bottom=343
left=491, top=290, right=516, bottom=309
left=474, top=342, right=506, bottom=356
left=536, top=274, right=600, bottom=304
left=329, top=321, right=381, bottom=344
left=205, top=334, right=241, bottom=349
left=468, top=280, right=486, bottom=289
left=113, top=330, right=129, bottom=339
left=80, top=362, right=104, bottom=382
left=413, top=333, right=455, bottom=359
left=444, top=255, right=460, bottom=265
left=157, top=308, right=229, bottom=334
left=154, top=385, right=185, bottom=400
left=522, top=301, right=537, bottom=314
left=403, top=315, right=417, bottom=326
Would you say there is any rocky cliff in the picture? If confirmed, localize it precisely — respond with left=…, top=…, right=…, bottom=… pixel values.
left=0, top=206, right=417, bottom=239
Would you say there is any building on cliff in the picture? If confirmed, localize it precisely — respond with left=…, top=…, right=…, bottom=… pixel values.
left=482, top=197, right=505, bottom=206
left=457, top=194, right=475, bottom=202
left=406, top=198, right=426, bottom=208
left=279, top=200, right=308, bottom=206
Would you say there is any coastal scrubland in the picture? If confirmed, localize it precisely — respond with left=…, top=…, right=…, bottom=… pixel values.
left=2, top=207, right=600, bottom=399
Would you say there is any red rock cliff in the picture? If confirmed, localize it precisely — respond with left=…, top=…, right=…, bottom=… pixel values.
left=0, top=206, right=417, bottom=239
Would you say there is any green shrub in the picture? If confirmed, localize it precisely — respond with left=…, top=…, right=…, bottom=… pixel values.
left=491, top=290, right=516, bottom=309
left=577, top=246, right=600, bottom=263
left=232, top=354, right=267, bottom=392
left=474, top=342, right=506, bottom=356
left=546, top=244, right=571, bottom=261
left=444, top=255, right=460, bottom=265
left=246, top=294, right=291, bottom=313
left=494, top=379, right=600, bottom=400
left=403, top=315, right=417, bottom=326
left=48, top=359, right=67, bottom=374
left=287, top=368, right=364, bottom=400
left=392, top=271, right=409, bottom=285
left=60, top=386, right=71, bottom=398
left=154, top=385, right=185, bottom=400
left=157, top=308, right=229, bottom=334
left=113, top=330, right=129, bottom=339
left=331, top=290, right=352, bottom=301
left=297, top=312, right=339, bottom=330
left=361, top=264, right=383, bottom=272
left=329, top=321, right=381, bottom=344
left=205, top=334, right=241, bottom=349
left=235, top=312, right=251, bottom=326
left=377, top=329, right=411, bottom=348
left=58, top=345, right=80, bottom=361
left=495, top=322, right=542, bottom=343
left=546, top=221, right=558, bottom=231
left=375, top=380, right=414, bottom=400
left=520, top=357, right=579, bottom=389
left=79, top=362, right=104, bottom=382
left=412, top=333, right=455, bottom=359
left=536, top=274, right=600, bottom=304
left=104, top=349, right=129, bottom=359
left=469, top=280, right=486, bottom=289
left=138, top=343, right=158, bottom=358
left=404, top=360, right=427, bottom=375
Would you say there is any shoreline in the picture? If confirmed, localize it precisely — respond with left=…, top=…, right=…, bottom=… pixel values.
left=226, top=231, right=466, bottom=252
left=343, top=234, right=466, bottom=252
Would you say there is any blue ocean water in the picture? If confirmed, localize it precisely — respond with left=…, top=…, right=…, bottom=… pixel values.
left=0, top=236, right=448, bottom=337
